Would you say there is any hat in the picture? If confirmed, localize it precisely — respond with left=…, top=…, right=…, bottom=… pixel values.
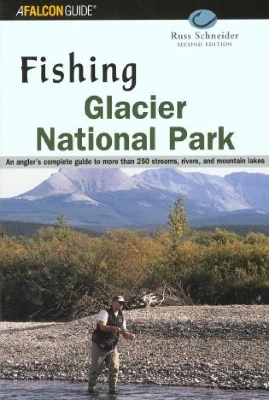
left=112, top=295, right=125, bottom=303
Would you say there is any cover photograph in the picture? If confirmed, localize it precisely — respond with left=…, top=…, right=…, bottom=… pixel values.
left=0, top=0, right=268, bottom=397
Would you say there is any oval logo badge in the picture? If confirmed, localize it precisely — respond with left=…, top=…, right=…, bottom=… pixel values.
left=189, top=9, right=217, bottom=29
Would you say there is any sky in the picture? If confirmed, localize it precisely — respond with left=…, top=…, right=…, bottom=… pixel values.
left=0, top=19, right=268, bottom=197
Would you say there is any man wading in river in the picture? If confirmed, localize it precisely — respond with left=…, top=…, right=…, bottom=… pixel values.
left=88, top=295, right=135, bottom=395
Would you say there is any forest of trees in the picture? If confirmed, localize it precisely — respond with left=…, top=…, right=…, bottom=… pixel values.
left=0, top=200, right=269, bottom=321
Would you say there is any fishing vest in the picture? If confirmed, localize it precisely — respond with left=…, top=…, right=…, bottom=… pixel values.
left=92, top=307, right=124, bottom=351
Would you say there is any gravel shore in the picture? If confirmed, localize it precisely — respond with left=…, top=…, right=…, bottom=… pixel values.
left=0, top=305, right=268, bottom=390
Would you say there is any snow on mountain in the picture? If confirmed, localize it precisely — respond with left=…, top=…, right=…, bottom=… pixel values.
left=134, top=169, right=252, bottom=212
left=17, top=168, right=146, bottom=203
left=224, top=172, right=269, bottom=213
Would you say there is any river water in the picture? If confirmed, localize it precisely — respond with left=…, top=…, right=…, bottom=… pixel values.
left=0, top=381, right=268, bottom=400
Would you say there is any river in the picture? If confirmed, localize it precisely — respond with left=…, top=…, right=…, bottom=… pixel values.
left=0, top=381, right=268, bottom=399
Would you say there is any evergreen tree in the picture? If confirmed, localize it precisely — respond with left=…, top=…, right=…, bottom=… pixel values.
left=0, top=224, right=7, bottom=240
left=168, top=197, right=188, bottom=251
left=56, top=215, right=68, bottom=229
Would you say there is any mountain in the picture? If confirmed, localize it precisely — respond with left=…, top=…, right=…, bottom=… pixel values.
left=134, top=169, right=252, bottom=212
left=1, top=168, right=269, bottom=229
left=17, top=169, right=146, bottom=204
left=224, top=172, right=269, bottom=213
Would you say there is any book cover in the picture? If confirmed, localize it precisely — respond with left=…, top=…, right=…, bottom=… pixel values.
left=0, top=1, right=269, bottom=395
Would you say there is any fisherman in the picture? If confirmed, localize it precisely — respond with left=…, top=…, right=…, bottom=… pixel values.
left=88, top=295, right=135, bottom=395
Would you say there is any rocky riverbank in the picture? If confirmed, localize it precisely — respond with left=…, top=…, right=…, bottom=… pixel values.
left=0, top=305, right=268, bottom=390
